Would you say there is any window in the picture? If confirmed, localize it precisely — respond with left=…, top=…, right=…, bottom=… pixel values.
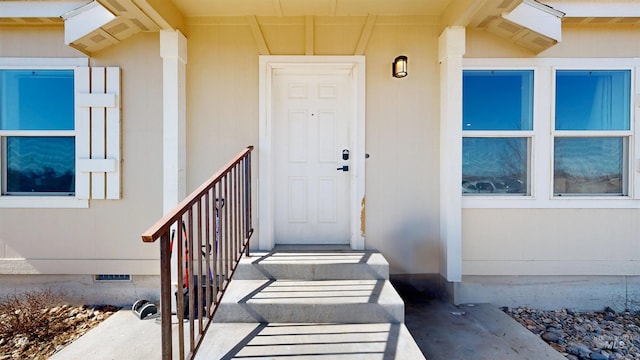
left=462, top=70, right=533, bottom=195
left=0, top=58, right=121, bottom=208
left=462, top=58, right=639, bottom=208
left=553, top=70, right=631, bottom=196
left=1, top=70, right=75, bottom=196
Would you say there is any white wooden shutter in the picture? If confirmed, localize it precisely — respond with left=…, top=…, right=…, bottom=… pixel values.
left=75, top=67, right=121, bottom=200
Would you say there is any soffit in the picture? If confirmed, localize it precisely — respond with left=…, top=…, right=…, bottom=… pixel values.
left=68, top=0, right=161, bottom=54
left=171, top=0, right=454, bottom=17
left=468, top=0, right=564, bottom=53
left=3, top=0, right=639, bottom=55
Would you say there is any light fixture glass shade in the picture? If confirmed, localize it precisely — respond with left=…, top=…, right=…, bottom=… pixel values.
left=393, top=56, right=408, bottom=78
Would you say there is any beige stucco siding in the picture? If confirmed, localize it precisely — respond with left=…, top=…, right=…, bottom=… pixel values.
left=186, top=22, right=260, bottom=181
left=184, top=16, right=441, bottom=274
left=462, top=209, right=640, bottom=275
left=0, top=30, right=164, bottom=274
left=364, top=17, right=440, bottom=274
left=0, top=28, right=81, bottom=58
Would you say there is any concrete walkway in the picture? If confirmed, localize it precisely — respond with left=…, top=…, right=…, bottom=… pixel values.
left=50, top=291, right=564, bottom=359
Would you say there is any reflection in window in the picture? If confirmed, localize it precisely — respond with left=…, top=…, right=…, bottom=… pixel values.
left=463, top=70, right=533, bottom=131
left=555, top=70, right=630, bottom=131
left=6, top=137, right=75, bottom=194
left=462, top=138, right=528, bottom=195
left=554, top=137, right=624, bottom=195
left=0, top=70, right=74, bottom=131
left=462, top=70, right=533, bottom=196
left=0, top=69, right=75, bottom=196
left=554, top=70, right=630, bottom=196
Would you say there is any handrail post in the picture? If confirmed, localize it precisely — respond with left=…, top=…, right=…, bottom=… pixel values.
left=244, top=149, right=252, bottom=257
left=160, top=232, right=173, bottom=360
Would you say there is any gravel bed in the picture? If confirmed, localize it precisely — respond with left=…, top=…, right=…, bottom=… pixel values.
left=503, top=307, right=640, bottom=360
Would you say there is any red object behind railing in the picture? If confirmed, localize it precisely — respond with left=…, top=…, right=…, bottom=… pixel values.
left=142, top=146, right=254, bottom=360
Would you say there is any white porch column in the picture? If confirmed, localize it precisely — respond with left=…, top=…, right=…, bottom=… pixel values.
left=160, top=30, right=187, bottom=313
left=439, top=27, right=465, bottom=282
left=160, top=30, right=187, bottom=213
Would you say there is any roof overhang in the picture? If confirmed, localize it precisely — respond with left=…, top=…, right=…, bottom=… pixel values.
left=467, top=0, right=564, bottom=53
left=62, top=1, right=117, bottom=45
left=0, top=0, right=173, bottom=55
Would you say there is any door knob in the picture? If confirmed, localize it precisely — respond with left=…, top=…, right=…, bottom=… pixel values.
left=337, top=165, right=349, bottom=172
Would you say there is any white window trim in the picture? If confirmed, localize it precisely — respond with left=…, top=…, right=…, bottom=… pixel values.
left=462, top=57, right=640, bottom=209
left=0, top=57, right=89, bottom=209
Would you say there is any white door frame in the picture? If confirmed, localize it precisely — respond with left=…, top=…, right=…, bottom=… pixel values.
left=258, top=55, right=366, bottom=250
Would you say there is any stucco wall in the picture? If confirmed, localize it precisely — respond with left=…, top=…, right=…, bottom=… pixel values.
left=0, top=29, right=164, bottom=275
left=185, top=16, right=441, bottom=274
left=462, top=25, right=640, bottom=277
left=462, top=209, right=640, bottom=276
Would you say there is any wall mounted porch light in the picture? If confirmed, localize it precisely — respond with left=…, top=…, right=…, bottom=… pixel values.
left=392, top=55, right=408, bottom=78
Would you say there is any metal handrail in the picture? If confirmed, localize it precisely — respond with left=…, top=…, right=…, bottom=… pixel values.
left=142, top=146, right=254, bottom=360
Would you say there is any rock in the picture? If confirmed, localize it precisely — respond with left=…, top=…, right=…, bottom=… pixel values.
left=541, top=331, right=561, bottom=343
left=590, top=351, right=609, bottom=360
left=574, top=325, right=587, bottom=334
left=566, top=343, right=592, bottom=358
left=604, top=307, right=616, bottom=315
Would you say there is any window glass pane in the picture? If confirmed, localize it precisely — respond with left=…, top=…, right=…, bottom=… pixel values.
left=555, top=70, right=630, bottom=130
left=463, top=70, right=533, bottom=130
left=0, top=70, right=74, bottom=130
left=462, top=137, right=528, bottom=195
left=554, top=137, right=624, bottom=195
left=6, top=137, right=75, bottom=194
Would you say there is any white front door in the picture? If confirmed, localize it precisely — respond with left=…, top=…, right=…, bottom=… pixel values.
left=272, top=72, right=352, bottom=244
left=258, top=56, right=366, bottom=250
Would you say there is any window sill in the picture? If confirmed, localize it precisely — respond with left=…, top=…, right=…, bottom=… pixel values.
left=0, top=196, right=89, bottom=209
left=463, top=196, right=640, bottom=209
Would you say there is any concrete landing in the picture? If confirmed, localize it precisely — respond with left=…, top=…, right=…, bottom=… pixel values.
left=195, top=323, right=424, bottom=359
left=393, top=277, right=566, bottom=360
left=403, top=301, right=565, bottom=360
left=48, top=310, right=164, bottom=360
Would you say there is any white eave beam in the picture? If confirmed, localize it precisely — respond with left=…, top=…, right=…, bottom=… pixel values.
left=0, top=1, right=89, bottom=18
left=62, top=1, right=116, bottom=45
left=543, top=1, right=640, bottom=18
left=503, top=0, right=564, bottom=42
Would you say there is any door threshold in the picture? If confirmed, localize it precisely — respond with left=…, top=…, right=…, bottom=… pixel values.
left=273, top=244, right=353, bottom=252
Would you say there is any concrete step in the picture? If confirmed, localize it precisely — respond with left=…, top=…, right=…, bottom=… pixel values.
left=233, top=250, right=389, bottom=280
left=214, top=279, right=404, bottom=323
left=195, top=322, right=425, bottom=360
